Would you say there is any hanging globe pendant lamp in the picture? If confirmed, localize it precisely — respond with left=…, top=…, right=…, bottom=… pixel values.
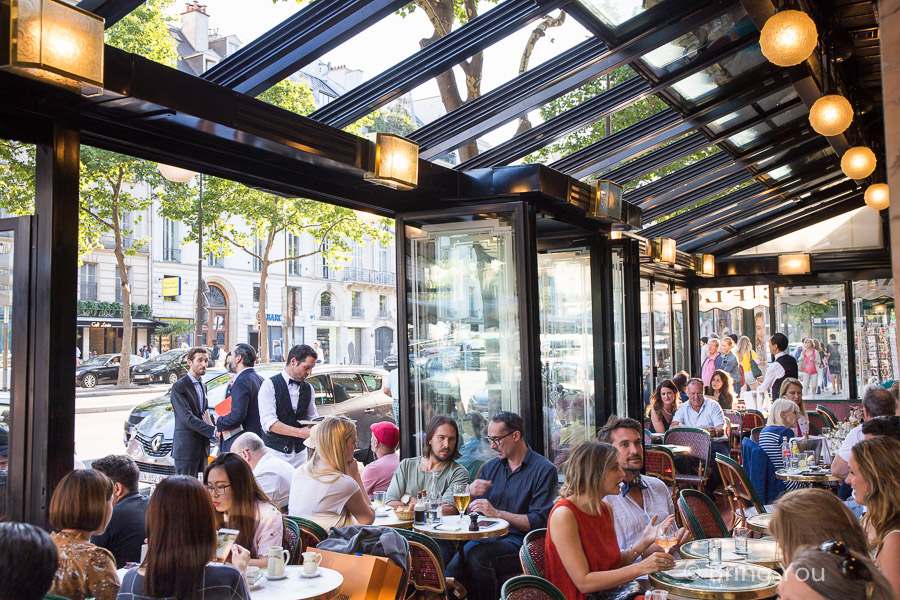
left=864, top=184, right=890, bottom=210
left=840, top=147, right=877, bottom=180
left=760, top=10, right=818, bottom=67
left=809, top=94, right=853, bottom=136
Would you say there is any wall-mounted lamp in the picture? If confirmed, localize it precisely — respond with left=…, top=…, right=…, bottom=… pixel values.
left=590, top=180, right=623, bottom=220
left=157, top=164, right=197, bottom=183
left=365, top=133, right=418, bottom=190
left=609, top=231, right=623, bottom=240
left=778, top=253, right=811, bottom=275
left=1, top=0, right=104, bottom=94
left=694, top=254, right=715, bottom=277
left=649, top=238, right=676, bottom=264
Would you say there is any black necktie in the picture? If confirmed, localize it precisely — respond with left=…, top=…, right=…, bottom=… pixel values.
left=621, top=475, right=648, bottom=496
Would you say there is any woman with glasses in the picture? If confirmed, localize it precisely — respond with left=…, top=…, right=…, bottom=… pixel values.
left=288, top=415, right=375, bottom=531
left=778, top=541, right=893, bottom=600
left=117, top=475, right=251, bottom=599
left=204, top=452, right=286, bottom=569
left=846, top=436, right=900, bottom=598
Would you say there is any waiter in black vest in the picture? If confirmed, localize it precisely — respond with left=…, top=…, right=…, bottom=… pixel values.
left=758, top=332, right=799, bottom=399
left=258, top=344, right=318, bottom=467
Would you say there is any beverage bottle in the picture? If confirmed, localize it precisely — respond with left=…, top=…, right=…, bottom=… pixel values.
left=782, top=439, right=791, bottom=469
left=414, top=492, right=426, bottom=524
left=791, top=440, right=800, bottom=469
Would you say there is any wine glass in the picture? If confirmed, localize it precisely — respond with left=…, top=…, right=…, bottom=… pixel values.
left=452, top=483, right=470, bottom=515
left=655, top=519, right=678, bottom=554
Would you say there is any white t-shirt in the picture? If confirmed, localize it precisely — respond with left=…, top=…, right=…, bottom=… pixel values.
left=288, top=468, right=360, bottom=532
left=837, top=424, right=865, bottom=461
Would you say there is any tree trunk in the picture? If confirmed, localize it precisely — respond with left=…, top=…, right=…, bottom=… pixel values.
left=256, top=230, right=278, bottom=363
left=112, top=190, right=133, bottom=387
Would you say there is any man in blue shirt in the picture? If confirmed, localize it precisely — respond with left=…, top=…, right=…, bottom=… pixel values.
left=447, top=412, right=557, bottom=600
left=671, top=378, right=728, bottom=496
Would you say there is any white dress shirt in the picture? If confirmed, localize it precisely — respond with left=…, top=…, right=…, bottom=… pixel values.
left=837, top=424, right=865, bottom=462
left=606, top=475, right=674, bottom=563
left=258, top=370, right=318, bottom=433
left=253, top=450, right=296, bottom=508
left=757, top=352, right=786, bottom=394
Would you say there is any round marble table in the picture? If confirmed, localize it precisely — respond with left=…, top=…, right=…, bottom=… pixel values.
left=775, top=468, right=842, bottom=484
left=649, top=559, right=781, bottom=600
left=746, top=513, right=773, bottom=535
left=251, top=566, right=343, bottom=600
left=414, top=515, right=509, bottom=541
left=373, top=507, right=414, bottom=529
left=680, top=538, right=781, bottom=569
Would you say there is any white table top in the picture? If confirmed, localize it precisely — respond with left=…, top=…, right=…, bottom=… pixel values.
left=414, top=515, right=509, bottom=540
left=250, top=566, right=343, bottom=600
left=372, top=506, right=413, bottom=529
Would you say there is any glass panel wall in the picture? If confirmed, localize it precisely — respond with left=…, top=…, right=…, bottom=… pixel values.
left=405, top=213, right=520, bottom=471
left=775, top=285, right=848, bottom=400
left=853, top=279, right=898, bottom=391
left=612, top=249, right=628, bottom=416
left=0, top=230, right=14, bottom=521
left=653, top=281, right=672, bottom=385
left=673, top=286, right=689, bottom=376
left=640, top=278, right=652, bottom=403
left=640, top=278, right=690, bottom=407
left=538, top=250, right=593, bottom=469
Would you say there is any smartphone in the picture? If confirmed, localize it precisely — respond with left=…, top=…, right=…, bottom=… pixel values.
left=215, top=528, right=239, bottom=563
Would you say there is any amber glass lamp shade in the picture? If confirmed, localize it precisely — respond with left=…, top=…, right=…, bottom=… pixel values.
left=694, top=254, right=715, bottom=277
left=809, top=95, right=853, bottom=136
left=650, top=238, right=676, bottom=264
left=840, top=147, right=876, bottom=180
left=353, top=210, right=381, bottom=224
left=1, top=0, right=104, bottom=93
left=864, top=184, right=890, bottom=211
left=365, top=133, right=419, bottom=190
left=778, top=253, right=811, bottom=275
left=760, top=10, right=818, bottom=67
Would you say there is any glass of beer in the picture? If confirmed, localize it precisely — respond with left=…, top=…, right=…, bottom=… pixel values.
left=453, top=483, right=470, bottom=515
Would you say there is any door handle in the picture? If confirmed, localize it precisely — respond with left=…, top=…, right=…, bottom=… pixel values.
left=364, top=408, right=375, bottom=414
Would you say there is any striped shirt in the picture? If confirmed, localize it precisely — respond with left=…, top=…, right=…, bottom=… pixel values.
left=758, top=427, right=804, bottom=492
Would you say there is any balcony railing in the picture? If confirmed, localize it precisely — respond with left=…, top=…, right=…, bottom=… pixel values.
left=378, top=309, right=391, bottom=319
left=80, top=282, right=98, bottom=301
left=320, top=305, right=334, bottom=319
left=342, top=267, right=396, bottom=286
left=351, top=307, right=364, bottom=318
left=163, top=247, right=181, bottom=262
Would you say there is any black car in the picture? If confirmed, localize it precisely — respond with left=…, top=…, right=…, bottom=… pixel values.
left=131, top=349, right=189, bottom=385
left=75, top=353, right=146, bottom=388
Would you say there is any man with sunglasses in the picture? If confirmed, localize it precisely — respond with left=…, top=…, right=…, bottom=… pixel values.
left=448, top=412, right=557, bottom=600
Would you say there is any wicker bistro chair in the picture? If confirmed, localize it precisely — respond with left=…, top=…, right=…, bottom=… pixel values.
left=741, top=410, right=766, bottom=433
left=519, top=529, right=547, bottom=577
left=750, top=426, right=764, bottom=444
left=808, top=411, right=831, bottom=434
left=284, top=516, right=301, bottom=565
left=816, top=405, right=839, bottom=428
left=723, top=410, right=744, bottom=463
left=677, top=489, right=729, bottom=540
left=644, top=446, right=679, bottom=509
left=395, top=528, right=453, bottom=600
left=285, top=516, right=328, bottom=559
left=664, top=427, right=712, bottom=493
left=644, top=429, right=653, bottom=446
left=715, top=452, right=767, bottom=529
left=501, top=575, right=567, bottom=600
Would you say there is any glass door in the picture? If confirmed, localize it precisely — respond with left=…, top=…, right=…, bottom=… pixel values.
left=673, top=286, right=689, bottom=377
left=653, top=281, right=673, bottom=386
left=538, top=249, right=593, bottom=469
left=612, top=249, right=628, bottom=416
left=853, top=279, right=896, bottom=391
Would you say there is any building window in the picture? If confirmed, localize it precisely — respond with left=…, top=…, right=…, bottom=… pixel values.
left=379, top=295, right=389, bottom=318
left=351, top=291, right=363, bottom=318
left=253, top=284, right=260, bottom=307
left=378, top=243, right=392, bottom=273
left=207, top=254, right=224, bottom=268
left=319, top=239, right=331, bottom=279
left=80, top=263, right=97, bottom=300
left=162, top=218, right=180, bottom=262
left=320, top=292, right=333, bottom=319
left=287, top=233, right=301, bottom=276
left=114, top=267, right=132, bottom=303
left=252, top=235, right=263, bottom=272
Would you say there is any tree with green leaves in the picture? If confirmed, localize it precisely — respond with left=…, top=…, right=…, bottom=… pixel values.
left=0, top=0, right=178, bottom=386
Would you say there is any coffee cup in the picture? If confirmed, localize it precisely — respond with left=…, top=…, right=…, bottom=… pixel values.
left=302, top=551, right=323, bottom=575
left=245, top=566, right=263, bottom=585
left=267, top=546, right=290, bottom=578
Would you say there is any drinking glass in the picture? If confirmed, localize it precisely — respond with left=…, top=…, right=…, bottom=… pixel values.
left=822, top=427, right=832, bottom=437
left=707, top=539, right=722, bottom=568
left=453, top=483, right=470, bottom=515
left=733, top=527, right=750, bottom=554
left=373, top=490, right=386, bottom=508
left=655, top=519, right=678, bottom=553
left=427, top=499, right=441, bottom=525
left=649, top=591, right=669, bottom=600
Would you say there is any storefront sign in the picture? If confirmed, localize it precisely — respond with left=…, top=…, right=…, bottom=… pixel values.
left=266, top=313, right=281, bottom=322
left=699, top=285, right=770, bottom=312
left=162, top=276, right=181, bottom=297
left=91, top=321, right=113, bottom=328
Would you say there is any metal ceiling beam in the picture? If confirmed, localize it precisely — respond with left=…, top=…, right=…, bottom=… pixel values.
left=601, top=132, right=709, bottom=183
left=552, top=72, right=791, bottom=179
left=78, top=0, right=146, bottom=28
left=309, top=0, right=569, bottom=128
left=644, top=171, right=751, bottom=221
left=201, top=0, right=409, bottom=96
left=413, top=0, right=744, bottom=161
left=625, top=153, right=733, bottom=204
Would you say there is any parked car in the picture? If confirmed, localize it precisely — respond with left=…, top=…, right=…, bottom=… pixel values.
left=131, top=349, right=189, bottom=385
left=125, top=364, right=390, bottom=485
left=75, top=353, right=146, bottom=388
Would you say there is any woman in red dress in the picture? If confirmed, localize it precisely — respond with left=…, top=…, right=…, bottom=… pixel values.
left=545, top=441, right=676, bottom=600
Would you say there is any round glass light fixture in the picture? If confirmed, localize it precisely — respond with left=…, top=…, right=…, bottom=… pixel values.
left=864, top=183, right=890, bottom=210
left=353, top=210, right=381, bottom=224
left=157, top=164, right=197, bottom=183
left=760, top=10, right=818, bottom=67
left=840, top=146, right=877, bottom=180
left=808, top=95, right=853, bottom=136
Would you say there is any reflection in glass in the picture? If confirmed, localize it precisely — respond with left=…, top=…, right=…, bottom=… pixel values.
left=764, top=148, right=835, bottom=182
left=0, top=230, right=12, bottom=521
left=668, top=44, right=766, bottom=104
left=776, top=284, right=848, bottom=400
left=576, top=0, right=650, bottom=28
left=726, top=104, right=809, bottom=150
left=706, top=106, right=757, bottom=135
left=538, top=250, right=593, bottom=470
left=673, top=287, right=689, bottom=375
left=405, top=214, right=520, bottom=478
left=653, top=281, right=672, bottom=386
left=612, top=249, right=628, bottom=416
left=853, top=280, right=897, bottom=392
left=641, top=279, right=652, bottom=404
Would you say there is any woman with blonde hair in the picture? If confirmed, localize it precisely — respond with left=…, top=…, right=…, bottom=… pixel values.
left=759, top=398, right=804, bottom=491
left=778, top=542, right=894, bottom=600
left=847, top=436, right=900, bottom=598
left=287, top=416, right=375, bottom=531
left=545, top=441, right=675, bottom=600
left=771, top=488, right=869, bottom=566
left=736, top=335, right=762, bottom=391
left=780, top=377, right=809, bottom=437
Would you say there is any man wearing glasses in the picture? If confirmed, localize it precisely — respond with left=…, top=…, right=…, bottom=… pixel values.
left=449, top=411, right=557, bottom=600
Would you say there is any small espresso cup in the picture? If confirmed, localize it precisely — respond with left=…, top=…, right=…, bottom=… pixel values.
left=245, top=566, right=263, bottom=585
left=302, top=551, right=323, bottom=575
left=267, top=546, right=290, bottom=578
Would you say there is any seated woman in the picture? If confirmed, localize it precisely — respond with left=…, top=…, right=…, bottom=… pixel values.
left=205, top=452, right=287, bottom=569
left=646, top=379, right=680, bottom=434
left=117, top=475, right=250, bottom=599
left=706, top=369, right=735, bottom=410
left=545, top=441, right=675, bottom=600
left=48, top=469, right=119, bottom=600
left=288, top=415, right=375, bottom=531
left=779, top=542, right=893, bottom=600
left=780, top=377, right=809, bottom=437
left=847, top=436, right=900, bottom=598
left=771, top=488, right=870, bottom=566
left=758, top=398, right=805, bottom=491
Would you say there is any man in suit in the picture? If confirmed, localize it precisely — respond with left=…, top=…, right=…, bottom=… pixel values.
left=90, top=455, right=149, bottom=568
left=216, top=343, right=264, bottom=452
left=171, top=346, right=216, bottom=477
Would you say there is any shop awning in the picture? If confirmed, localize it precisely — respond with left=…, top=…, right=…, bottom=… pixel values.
left=77, top=317, right=167, bottom=328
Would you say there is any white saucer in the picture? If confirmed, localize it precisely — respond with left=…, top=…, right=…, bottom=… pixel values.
left=375, top=509, right=389, bottom=517
left=266, top=573, right=288, bottom=580
left=665, top=569, right=696, bottom=580
left=300, top=570, right=321, bottom=578
left=249, top=579, right=265, bottom=591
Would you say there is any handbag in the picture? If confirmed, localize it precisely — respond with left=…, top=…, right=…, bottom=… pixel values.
left=750, top=360, right=762, bottom=379
left=586, top=581, right=643, bottom=600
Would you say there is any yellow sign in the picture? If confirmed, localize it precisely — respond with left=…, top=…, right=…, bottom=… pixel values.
left=162, top=276, right=181, bottom=297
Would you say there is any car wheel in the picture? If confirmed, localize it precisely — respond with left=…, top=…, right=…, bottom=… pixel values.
left=166, top=371, right=178, bottom=385
left=81, top=373, right=96, bottom=388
